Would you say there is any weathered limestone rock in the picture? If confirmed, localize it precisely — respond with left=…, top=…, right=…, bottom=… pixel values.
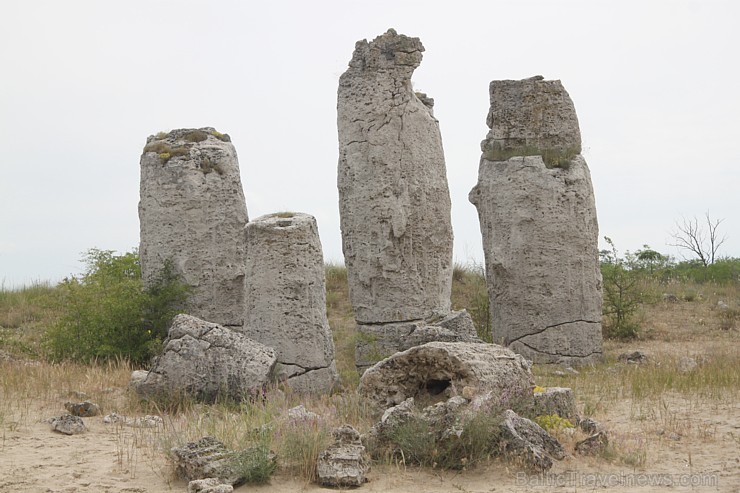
left=103, top=413, right=163, bottom=428
left=575, top=431, right=608, bottom=456
left=469, top=76, right=602, bottom=365
left=355, top=310, right=480, bottom=373
left=338, top=30, right=468, bottom=369
left=64, top=400, right=100, bottom=417
left=338, top=29, right=453, bottom=325
left=171, top=437, right=243, bottom=485
left=49, top=414, right=86, bottom=435
left=187, top=478, right=233, bottom=493
left=243, top=213, right=337, bottom=393
left=499, top=409, right=565, bottom=472
left=139, top=128, right=248, bottom=327
left=131, top=314, right=276, bottom=402
left=531, top=387, right=577, bottom=421
left=359, top=341, right=534, bottom=410
left=316, top=425, right=369, bottom=487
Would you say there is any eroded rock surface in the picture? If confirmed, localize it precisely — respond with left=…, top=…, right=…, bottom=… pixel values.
left=338, top=29, right=453, bottom=325
left=469, top=76, right=602, bottom=365
left=49, top=414, right=86, bottom=435
left=243, top=213, right=337, bottom=394
left=171, top=437, right=242, bottom=485
left=354, top=310, right=480, bottom=373
left=338, top=29, right=471, bottom=369
left=531, top=387, right=577, bottom=421
left=131, top=314, right=276, bottom=402
left=358, top=341, right=534, bottom=410
left=139, top=127, right=248, bottom=327
left=316, top=425, right=369, bottom=487
left=499, top=409, right=565, bottom=472
left=64, top=400, right=100, bottom=417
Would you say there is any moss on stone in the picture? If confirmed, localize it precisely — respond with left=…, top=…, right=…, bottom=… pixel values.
left=482, top=140, right=580, bottom=169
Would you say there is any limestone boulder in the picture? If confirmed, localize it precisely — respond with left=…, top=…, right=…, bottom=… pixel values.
left=187, top=478, right=233, bottom=493
left=131, top=314, right=276, bottom=402
left=139, top=128, right=248, bottom=327
left=575, top=431, right=609, bottom=456
left=171, top=437, right=242, bottom=485
left=64, top=400, right=100, bottom=417
left=337, top=29, right=453, bottom=325
left=469, top=76, right=602, bottom=365
left=531, top=387, right=577, bottom=421
left=243, top=212, right=337, bottom=394
left=358, top=342, right=534, bottom=411
left=49, top=414, right=86, bottom=435
left=316, top=425, right=369, bottom=487
left=499, top=409, right=565, bottom=472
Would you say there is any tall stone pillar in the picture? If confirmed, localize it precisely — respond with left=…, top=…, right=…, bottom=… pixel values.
left=338, top=29, right=478, bottom=372
left=243, top=213, right=338, bottom=394
left=469, top=76, right=603, bottom=365
left=138, top=128, right=248, bottom=328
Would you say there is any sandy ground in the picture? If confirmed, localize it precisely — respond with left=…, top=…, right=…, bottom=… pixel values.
left=1, top=373, right=737, bottom=493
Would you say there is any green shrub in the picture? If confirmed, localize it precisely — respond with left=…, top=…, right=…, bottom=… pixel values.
left=600, top=237, right=642, bottom=340
left=232, top=430, right=277, bottom=484
left=386, top=411, right=503, bottom=469
left=451, top=262, right=492, bottom=342
left=44, top=249, right=189, bottom=364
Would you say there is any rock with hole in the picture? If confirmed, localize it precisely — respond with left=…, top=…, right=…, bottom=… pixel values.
left=358, top=341, right=534, bottom=411
left=469, top=76, right=602, bottom=365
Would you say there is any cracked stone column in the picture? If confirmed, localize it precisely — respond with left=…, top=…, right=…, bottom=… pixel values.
left=469, top=76, right=603, bottom=365
left=243, top=213, right=338, bottom=394
left=139, top=128, right=248, bottom=328
left=338, top=29, right=478, bottom=372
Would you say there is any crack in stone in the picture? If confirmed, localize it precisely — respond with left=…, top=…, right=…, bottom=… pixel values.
left=513, top=339, right=603, bottom=359
left=507, top=319, right=600, bottom=346
left=357, top=317, right=424, bottom=326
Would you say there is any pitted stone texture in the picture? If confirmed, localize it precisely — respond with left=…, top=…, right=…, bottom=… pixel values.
left=49, top=414, right=86, bottom=435
left=243, top=213, right=337, bottom=394
left=531, top=387, right=577, bottom=421
left=171, top=437, right=242, bottom=485
left=139, top=127, right=248, bottom=327
left=482, top=76, right=581, bottom=165
left=337, top=29, right=453, bottom=325
left=131, top=314, right=276, bottom=402
left=316, top=425, right=369, bottom=487
left=188, top=478, right=233, bottom=493
left=358, top=342, right=534, bottom=411
left=470, top=77, right=602, bottom=365
left=355, top=310, right=481, bottom=373
left=499, top=409, right=565, bottom=472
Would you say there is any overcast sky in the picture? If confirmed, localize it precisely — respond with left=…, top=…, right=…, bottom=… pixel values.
left=1, top=0, right=738, bottom=286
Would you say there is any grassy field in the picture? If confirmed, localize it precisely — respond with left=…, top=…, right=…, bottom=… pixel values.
left=0, top=264, right=738, bottom=489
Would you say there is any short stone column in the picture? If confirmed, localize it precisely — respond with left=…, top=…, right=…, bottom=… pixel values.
left=243, top=212, right=338, bottom=393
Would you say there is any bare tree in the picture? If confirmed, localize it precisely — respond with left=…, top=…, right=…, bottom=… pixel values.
left=668, top=212, right=727, bottom=267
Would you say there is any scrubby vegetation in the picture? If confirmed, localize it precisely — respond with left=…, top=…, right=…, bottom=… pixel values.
left=42, top=249, right=189, bottom=364
left=0, top=247, right=738, bottom=486
left=600, top=237, right=740, bottom=340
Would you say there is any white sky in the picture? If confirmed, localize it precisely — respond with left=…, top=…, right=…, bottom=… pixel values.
left=1, top=0, right=738, bottom=286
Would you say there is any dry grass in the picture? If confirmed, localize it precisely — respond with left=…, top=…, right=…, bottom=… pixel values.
left=0, top=266, right=738, bottom=485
